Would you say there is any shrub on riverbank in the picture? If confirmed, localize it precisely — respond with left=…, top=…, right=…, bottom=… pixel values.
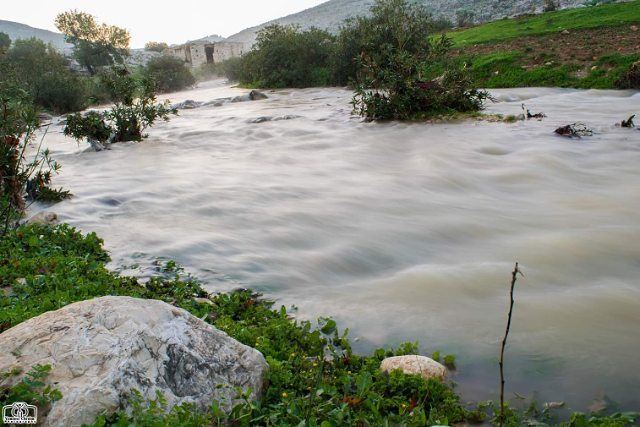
left=144, top=55, right=195, bottom=93
left=0, top=38, right=87, bottom=114
left=64, top=67, right=177, bottom=146
left=235, top=25, right=336, bottom=88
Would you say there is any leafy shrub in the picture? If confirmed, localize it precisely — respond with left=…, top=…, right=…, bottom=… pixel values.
left=543, top=0, right=560, bottom=12
left=0, top=365, right=62, bottom=414
left=0, top=74, right=68, bottom=233
left=144, top=41, right=168, bottom=53
left=615, top=60, right=640, bottom=89
left=1, top=38, right=87, bottom=113
left=144, top=55, right=195, bottom=93
left=351, top=0, right=489, bottom=120
left=64, top=67, right=177, bottom=146
left=233, top=25, right=336, bottom=88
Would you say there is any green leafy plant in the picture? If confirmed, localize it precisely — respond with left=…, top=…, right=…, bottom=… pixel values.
left=351, top=0, right=489, bottom=120
left=0, top=76, right=69, bottom=233
left=144, top=55, right=195, bottom=93
left=0, top=365, right=62, bottom=411
left=64, top=67, right=177, bottom=146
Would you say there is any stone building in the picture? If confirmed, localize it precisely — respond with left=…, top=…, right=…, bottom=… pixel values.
left=167, top=41, right=247, bottom=68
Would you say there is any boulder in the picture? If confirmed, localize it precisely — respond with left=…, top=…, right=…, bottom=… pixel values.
left=380, top=355, right=447, bottom=381
left=172, top=99, right=202, bottom=110
left=26, top=211, right=58, bottom=226
left=231, top=90, right=268, bottom=103
left=0, top=296, right=268, bottom=427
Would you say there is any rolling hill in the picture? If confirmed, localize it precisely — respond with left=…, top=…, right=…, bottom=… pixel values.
left=0, top=19, right=71, bottom=52
left=224, top=0, right=621, bottom=45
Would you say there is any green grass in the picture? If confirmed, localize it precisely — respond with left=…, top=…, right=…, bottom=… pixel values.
left=448, top=0, right=640, bottom=46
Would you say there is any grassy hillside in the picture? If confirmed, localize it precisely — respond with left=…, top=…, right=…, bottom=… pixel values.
left=446, top=1, right=640, bottom=89
left=449, top=0, right=640, bottom=46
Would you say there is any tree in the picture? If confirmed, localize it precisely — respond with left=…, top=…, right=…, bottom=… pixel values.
left=55, top=10, right=130, bottom=74
left=350, top=0, right=489, bottom=120
left=0, top=32, right=10, bottom=54
left=3, top=38, right=87, bottom=113
left=144, top=41, right=168, bottom=53
left=145, top=55, right=195, bottom=93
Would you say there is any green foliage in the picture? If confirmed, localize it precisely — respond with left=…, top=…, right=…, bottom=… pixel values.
left=0, top=78, right=67, bottom=233
left=55, top=10, right=130, bottom=74
left=0, top=32, right=10, bottom=53
left=236, top=25, right=336, bottom=88
left=63, top=67, right=177, bottom=145
left=351, top=0, right=489, bottom=120
left=615, top=59, right=640, bottom=90
left=0, top=365, right=62, bottom=410
left=460, top=51, right=640, bottom=89
left=144, top=55, right=195, bottom=93
left=447, top=0, right=640, bottom=47
left=4, top=224, right=639, bottom=426
left=0, top=38, right=87, bottom=113
left=144, top=41, right=169, bottom=53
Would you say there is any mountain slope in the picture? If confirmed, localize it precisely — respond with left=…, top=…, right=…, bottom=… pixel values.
left=0, top=20, right=71, bottom=52
left=225, top=0, right=615, bottom=45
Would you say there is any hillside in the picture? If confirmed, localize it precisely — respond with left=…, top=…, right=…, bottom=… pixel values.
left=225, top=0, right=603, bottom=45
left=0, top=19, right=71, bottom=52
left=445, top=0, right=640, bottom=89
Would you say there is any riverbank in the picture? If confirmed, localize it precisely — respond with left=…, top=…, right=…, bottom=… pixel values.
left=445, top=0, right=640, bottom=89
left=2, top=222, right=638, bottom=426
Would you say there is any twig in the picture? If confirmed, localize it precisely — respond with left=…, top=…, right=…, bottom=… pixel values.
left=499, top=262, right=522, bottom=427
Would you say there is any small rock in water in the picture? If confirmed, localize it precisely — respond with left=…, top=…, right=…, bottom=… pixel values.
left=249, top=116, right=273, bottom=124
left=380, top=355, right=446, bottom=381
left=249, top=90, right=268, bottom=101
left=172, top=99, right=202, bottom=110
left=26, top=211, right=58, bottom=226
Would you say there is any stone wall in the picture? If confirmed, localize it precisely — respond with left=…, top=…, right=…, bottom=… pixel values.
left=166, top=41, right=249, bottom=68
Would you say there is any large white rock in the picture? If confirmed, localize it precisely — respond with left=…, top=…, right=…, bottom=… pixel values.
left=380, top=355, right=447, bottom=381
left=0, top=296, right=268, bottom=427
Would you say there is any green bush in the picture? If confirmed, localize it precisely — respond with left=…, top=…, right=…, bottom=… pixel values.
left=144, top=55, right=195, bottom=93
left=0, top=74, right=68, bottom=232
left=233, top=25, right=336, bottom=88
left=1, top=38, right=87, bottom=113
left=351, top=0, right=489, bottom=120
left=64, top=67, right=177, bottom=145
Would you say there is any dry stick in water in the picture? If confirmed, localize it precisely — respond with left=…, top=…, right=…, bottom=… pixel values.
left=499, top=262, right=522, bottom=427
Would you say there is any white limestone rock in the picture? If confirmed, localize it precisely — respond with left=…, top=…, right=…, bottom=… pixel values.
left=380, top=355, right=447, bottom=381
left=0, top=296, right=268, bottom=426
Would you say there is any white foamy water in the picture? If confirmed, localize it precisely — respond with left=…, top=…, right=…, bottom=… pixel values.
left=37, top=80, right=640, bottom=409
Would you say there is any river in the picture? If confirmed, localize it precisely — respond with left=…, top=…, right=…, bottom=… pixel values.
left=37, top=80, right=640, bottom=411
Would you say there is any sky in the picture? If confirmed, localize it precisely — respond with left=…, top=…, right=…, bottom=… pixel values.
left=2, top=0, right=328, bottom=48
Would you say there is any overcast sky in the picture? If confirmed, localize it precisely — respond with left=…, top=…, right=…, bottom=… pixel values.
left=2, top=0, right=328, bottom=48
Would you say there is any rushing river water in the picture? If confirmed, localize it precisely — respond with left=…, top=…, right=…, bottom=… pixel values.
left=38, top=80, right=640, bottom=411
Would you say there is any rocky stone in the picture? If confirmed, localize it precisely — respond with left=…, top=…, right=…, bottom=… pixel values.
left=0, top=296, right=268, bottom=426
left=26, top=211, right=58, bottom=226
left=249, top=90, right=268, bottom=101
left=631, top=25, right=638, bottom=32
left=380, top=355, right=447, bottom=381
left=172, top=99, right=202, bottom=110
left=561, top=29, right=570, bottom=35
left=231, top=90, right=268, bottom=103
